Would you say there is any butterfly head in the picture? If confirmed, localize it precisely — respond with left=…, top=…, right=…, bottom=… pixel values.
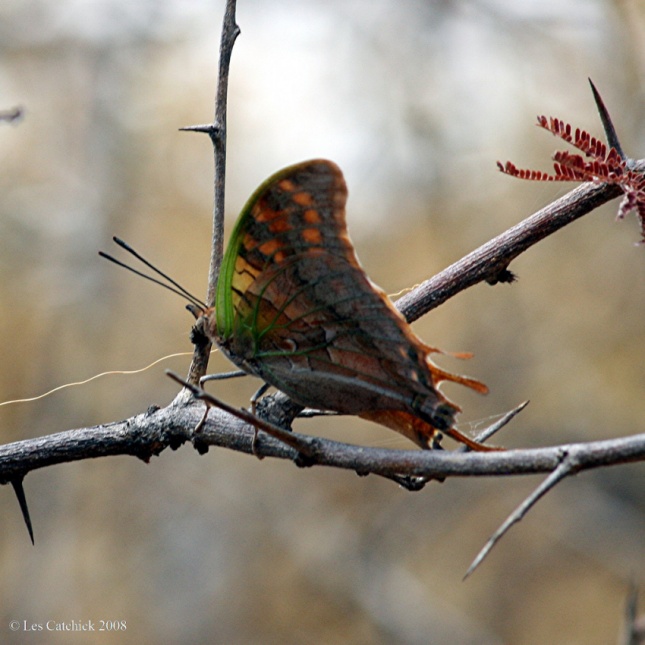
left=187, top=304, right=217, bottom=348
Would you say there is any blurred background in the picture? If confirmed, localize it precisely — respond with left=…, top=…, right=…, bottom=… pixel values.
left=1, top=0, right=645, bottom=643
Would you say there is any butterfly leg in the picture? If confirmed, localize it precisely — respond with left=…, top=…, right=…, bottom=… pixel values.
left=194, top=403, right=210, bottom=434
left=194, top=372, right=248, bottom=439
left=200, top=370, right=247, bottom=386
left=250, top=382, right=271, bottom=414
left=195, top=372, right=248, bottom=448
left=249, top=383, right=271, bottom=458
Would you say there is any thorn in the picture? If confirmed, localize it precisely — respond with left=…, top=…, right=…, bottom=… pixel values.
left=623, top=581, right=645, bottom=645
left=464, top=457, right=572, bottom=579
left=459, top=400, right=529, bottom=452
left=11, top=478, right=34, bottom=545
left=0, top=106, right=23, bottom=123
left=179, top=123, right=221, bottom=136
left=588, top=78, right=626, bottom=160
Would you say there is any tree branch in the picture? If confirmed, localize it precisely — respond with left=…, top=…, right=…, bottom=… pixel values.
left=395, top=175, right=634, bottom=322
left=3, top=400, right=645, bottom=483
left=181, top=0, right=239, bottom=385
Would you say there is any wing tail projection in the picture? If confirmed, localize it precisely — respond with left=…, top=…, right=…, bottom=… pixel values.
left=360, top=409, right=500, bottom=451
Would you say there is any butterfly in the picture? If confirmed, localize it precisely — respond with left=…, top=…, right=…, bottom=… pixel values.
left=199, top=159, right=491, bottom=451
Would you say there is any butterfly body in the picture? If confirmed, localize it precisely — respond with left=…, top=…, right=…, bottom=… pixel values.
left=207, top=160, right=488, bottom=449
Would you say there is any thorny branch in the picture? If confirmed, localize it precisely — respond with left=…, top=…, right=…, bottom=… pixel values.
left=395, top=179, right=626, bottom=322
left=181, top=0, right=239, bottom=386
left=2, top=399, right=645, bottom=484
left=0, top=1, right=644, bottom=573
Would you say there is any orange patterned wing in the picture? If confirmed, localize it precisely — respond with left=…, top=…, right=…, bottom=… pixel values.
left=210, top=159, right=488, bottom=449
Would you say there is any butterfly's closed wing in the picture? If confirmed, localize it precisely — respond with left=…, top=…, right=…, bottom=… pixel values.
left=211, top=159, right=487, bottom=449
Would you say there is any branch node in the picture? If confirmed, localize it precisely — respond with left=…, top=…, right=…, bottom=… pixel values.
left=485, top=267, right=517, bottom=285
left=389, top=474, right=430, bottom=491
left=293, top=452, right=316, bottom=468
left=193, top=435, right=210, bottom=455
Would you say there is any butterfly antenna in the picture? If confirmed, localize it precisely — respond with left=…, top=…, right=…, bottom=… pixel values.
left=99, top=237, right=207, bottom=311
left=99, top=250, right=204, bottom=309
left=111, top=237, right=207, bottom=308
